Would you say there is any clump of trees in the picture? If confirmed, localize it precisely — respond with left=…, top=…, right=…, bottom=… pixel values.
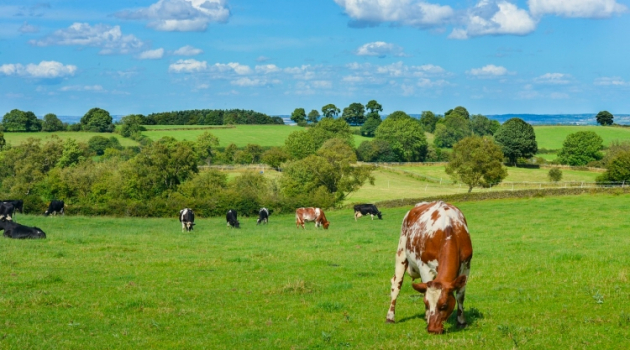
left=375, top=111, right=427, bottom=162
left=556, top=131, right=603, bottom=166
left=144, top=109, right=283, bottom=125
left=596, top=111, right=614, bottom=126
left=494, top=118, right=538, bottom=165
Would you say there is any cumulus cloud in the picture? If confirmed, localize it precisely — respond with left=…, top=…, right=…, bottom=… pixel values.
left=231, top=77, right=281, bottom=87
left=115, top=0, right=230, bottom=32
left=168, top=59, right=207, bottom=73
left=529, top=0, right=627, bottom=18
left=173, top=45, right=203, bottom=56
left=213, top=62, right=251, bottom=75
left=449, top=0, right=537, bottom=39
left=334, top=0, right=454, bottom=28
left=594, top=76, right=628, bottom=86
left=355, top=41, right=405, bottom=58
left=255, top=64, right=281, bottom=74
left=30, top=23, right=147, bottom=54
left=467, top=64, right=509, bottom=77
left=60, top=85, right=105, bottom=92
left=0, top=61, right=77, bottom=79
left=138, top=48, right=165, bottom=59
left=18, top=21, right=39, bottom=34
left=534, top=73, right=571, bottom=84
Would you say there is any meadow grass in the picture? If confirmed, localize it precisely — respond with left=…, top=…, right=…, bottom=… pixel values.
left=1, top=194, right=629, bottom=349
left=533, top=126, right=630, bottom=150
left=2, top=132, right=138, bottom=147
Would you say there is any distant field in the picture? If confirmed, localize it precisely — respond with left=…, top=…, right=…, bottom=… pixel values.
left=1, top=194, right=629, bottom=348
left=142, top=125, right=371, bottom=147
left=2, top=131, right=138, bottom=147
left=533, top=126, right=630, bottom=150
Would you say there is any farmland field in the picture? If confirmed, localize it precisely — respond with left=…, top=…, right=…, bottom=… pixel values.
left=1, top=131, right=139, bottom=147
left=533, top=126, right=630, bottom=150
left=1, top=193, right=629, bottom=349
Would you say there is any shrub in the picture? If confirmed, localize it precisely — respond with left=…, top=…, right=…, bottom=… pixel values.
left=548, top=168, right=563, bottom=182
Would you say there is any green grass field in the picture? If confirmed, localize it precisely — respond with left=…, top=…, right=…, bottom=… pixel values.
left=2, top=131, right=139, bottom=147
left=1, top=194, right=629, bottom=349
left=533, top=126, right=630, bottom=150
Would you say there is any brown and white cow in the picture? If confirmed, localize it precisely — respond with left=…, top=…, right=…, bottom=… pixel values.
left=295, top=207, right=329, bottom=229
left=386, top=201, right=472, bottom=334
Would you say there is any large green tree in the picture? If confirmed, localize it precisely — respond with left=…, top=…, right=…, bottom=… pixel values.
left=356, top=139, right=397, bottom=162
left=595, top=111, right=614, bottom=126
left=290, top=108, right=306, bottom=125
left=470, top=114, right=500, bottom=136
left=42, top=113, right=65, bottom=132
left=445, top=106, right=470, bottom=119
left=597, top=151, right=630, bottom=183
left=194, top=131, right=220, bottom=165
left=557, top=131, right=604, bottom=166
left=81, top=108, right=114, bottom=132
left=341, top=102, right=366, bottom=126
left=375, top=112, right=427, bottom=162
left=307, top=109, right=320, bottom=124
left=360, top=115, right=382, bottom=137
left=420, top=111, right=439, bottom=133
left=321, top=104, right=340, bottom=119
left=433, top=114, right=472, bottom=148
left=2, top=109, right=42, bottom=132
left=120, top=114, right=146, bottom=137
left=446, top=136, right=507, bottom=193
left=494, top=118, right=538, bottom=165
left=284, top=118, right=353, bottom=159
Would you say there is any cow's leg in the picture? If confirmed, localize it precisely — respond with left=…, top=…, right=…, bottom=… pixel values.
left=182, top=222, right=185, bottom=232
left=371, top=214, right=374, bottom=220
left=354, top=211, right=358, bottom=221
left=387, top=238, right=407, bottom=323
left=456, top=262, right=471, bottom=328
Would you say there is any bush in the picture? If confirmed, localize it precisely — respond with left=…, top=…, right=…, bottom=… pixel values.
left=557, top=131, right=603, bottom=166
left=548, top=168, right=563, bottom=182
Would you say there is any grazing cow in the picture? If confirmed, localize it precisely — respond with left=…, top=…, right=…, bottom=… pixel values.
left=295, top=207, right=329, bottom=229
left=179, top=208, right=195, bottom=232
left=44, top=200, right=64, bottom=216
left=1, top=200, right=23, bottom=217
left=354, top=204, right=383, bottom=221
left=256, top=208, right=270, bottom=225
left=0, top=218, right=46, bottom=239
left=386, top=201, right=473, bottom=334
left=226, top=209, right=240, bottom=228
left=0, top=202, right=16, bottom=221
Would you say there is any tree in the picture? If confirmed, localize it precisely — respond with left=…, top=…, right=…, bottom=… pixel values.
left=445, top=106, right=470, bottom=119
left=557, top=131, right=603, bottom=166
left=2, top=109, right=41, bottom=132
left=195, top=131, right=220, bottom=165
left=321, top=104, right=340, bottom=119
left=375, top=112, right=427, bottom=161
left=0, top=132, right=5, bottom=151
left=494, top=118, right=538, bottom=165
left=597, top=151, right=630, bottom=183
left=360, top=114, right=381, bottom=137
left=284, top=118, right=353, bottom=159
left=596, top=110, right=614, bottom=126
left=290, top=108, right=306, bottom=125
left=81, top=108, right=114, bottom=132
left=307, top=109, right=320, bottom=124
left=42, top=113, right=65, bottom=132
left=244, top=144, right=264, bottom=164
left=120, top=114, right=146, bottom=137
left=446, top=136, right=507, bottom=193
left=261, top=147, right=289, bottom=170
left=57, top=139, right=85, bottom=168
left=548, top=168, right=563, bottom=182
left=433, top=114, right=472, bottom=148
left=341, top=102, right=366, bottom=126
left=88, top=136, right=121, bottom=156
left=470, top=114, right=500, bottom=136
left=420, top=111, right=439, bottom=133
left=356, top=140, right=397, bottom=162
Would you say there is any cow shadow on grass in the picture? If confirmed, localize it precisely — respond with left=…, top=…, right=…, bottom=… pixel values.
left=398, top=307, right=484, bottom=332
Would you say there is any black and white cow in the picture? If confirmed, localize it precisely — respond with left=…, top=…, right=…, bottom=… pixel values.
left=0, top=218, right=46, bottom=239
left=226, top=209, right=240, bottom=228
left=353, top=204, right=383, bottom=221
left=0, top=202, right=16, bottom=221
left=179, top=208, right=195, bottom=232
left=1, top=200, right=23, bottom=218
left=257, top=208, right=270, bottom=225
left=44, top=200, right=64, bottom=216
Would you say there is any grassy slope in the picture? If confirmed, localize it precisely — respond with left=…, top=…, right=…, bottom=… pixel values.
left=1, top=194, right=629, bottom=349
left=141, top=125, right=372, bottom=147
left=533, top=126, right=630, bottom=150
left=2, top=131, right=138, bottom=147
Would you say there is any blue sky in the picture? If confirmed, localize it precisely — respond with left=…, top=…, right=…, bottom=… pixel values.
left=1, top=0, right=629, bottom=117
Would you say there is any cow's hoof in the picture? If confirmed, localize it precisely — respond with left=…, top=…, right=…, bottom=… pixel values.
left=386, top=319, right=395, bottom=324
left=457, top=322, right=467, bottom=329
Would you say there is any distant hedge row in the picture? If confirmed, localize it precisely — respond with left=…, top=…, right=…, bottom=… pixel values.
left=143, top=109, right=284, bottom=125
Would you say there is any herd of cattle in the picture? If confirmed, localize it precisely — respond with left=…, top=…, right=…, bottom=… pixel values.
left=3, top=198, right=470, bottom=334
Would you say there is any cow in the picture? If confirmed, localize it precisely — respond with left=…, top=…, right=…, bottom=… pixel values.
left=179, top=208, right=195, bottom=232
left=295, top=207, right=329, bottom=229
left=0, top=202, right=16, bottom=221
left=226, top=209, right=240, bottom=228
left=0, top=218, right=46, bottom=239
left=386, top=201, right=473, bottom=334
left=353, top=204, right=383, bottom=221
left=1, top=200, right=23, bottom=218
left=44, top=200, right=64, bottom=216
left=256, top=208, right=270, bottom=225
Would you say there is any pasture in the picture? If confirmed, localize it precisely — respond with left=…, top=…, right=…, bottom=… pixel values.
left=1, top=131, right=138, bottom=147
left=1, top=193, right=629, bottom=349
left=533, top=126, right=630, bottom=150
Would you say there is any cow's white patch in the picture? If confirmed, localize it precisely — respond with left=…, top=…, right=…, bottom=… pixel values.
left=418, top=259, right=438, bottom=282
left=355, top=212, right=363, bottom=218
left=426, top=287, right=441, bottom=318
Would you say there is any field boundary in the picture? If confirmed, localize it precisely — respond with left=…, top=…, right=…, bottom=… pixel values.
left=142, top=125, right=236, bottom=131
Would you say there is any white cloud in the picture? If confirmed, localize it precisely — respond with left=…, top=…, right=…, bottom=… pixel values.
left=60, top=85, right=105, bottom=92
left=534, top=73, right=571, bottom=84
left=255, top=64, right=281, bottom=74
left=355, top=41, right=405, bottom=58
left=19, top=21, right=39, bottom=34
left=0, top=61, right=77, bottom=79
left=29, top=23, right=146, bottom=54
left=138, top=48, right=165, bottom=60
left=467, top=64, right=509, bottom=77
left=213, top=62, right=251, bottom=75
left=334, top=0, right=454, bottom=28
left=594, top=77, right=628, bottom=86
left=449, top=1, right=537, bottom=39
left=256, top=56, right=271, bottom=62
left=312, top=80, right=332, bottom=89
left=417, top=78, right=450, bottom=87
left=231, top=77, right=281, bottom=87
left=168, top=59, right=207, bottom=73
left=116, top=0, right=230, bottom=32
left=529, top=0, right=627, bottom=18
left=173, top=45, right=203, bottom=56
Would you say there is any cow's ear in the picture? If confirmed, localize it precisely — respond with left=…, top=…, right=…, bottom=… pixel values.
left=412, top=282, right=428, bottom=294
left=452, top=275, right=467, bottom=290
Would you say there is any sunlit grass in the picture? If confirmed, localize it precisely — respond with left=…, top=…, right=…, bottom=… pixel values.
left=533, top=125, right=630, bottom=150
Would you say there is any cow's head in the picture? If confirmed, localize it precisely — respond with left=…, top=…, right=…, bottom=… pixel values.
left=377, top=211, right=383, bottom=220
left=234, top=220, right=240, bottom=229
left=323, top=221, right=330, bottom=229
left=30, top=227, right=46, bottom=239
left=186, top=222, right=195, bottom=230
left=412, top=276, right=467, bottom=334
